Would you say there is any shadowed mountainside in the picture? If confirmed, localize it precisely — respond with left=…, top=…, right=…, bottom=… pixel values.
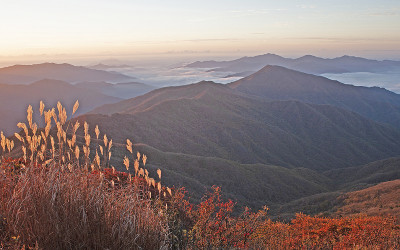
left=89, top=81, right=400, bottom=171
left=0, top=63, right=134, bottom=84
left=326, top=157, right=400, bottom=190
left=229, top=65, right=400, bottom=128
left=107, top=143, right=332, bottom=208
left=0, top=79, right=122, bottom=135
left=80, top=80, right=400, bottom=209
left=271, top=157, right=400, bottom=219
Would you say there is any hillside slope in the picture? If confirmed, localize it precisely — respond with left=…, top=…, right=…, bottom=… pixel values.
left=76, top=81, right=156, bottom=99
left=0, top=79, right=121, bottom=135
left=336, top=179, right=400, bottom=221
left=107, top=143, right=333, bottom=208
left=230, top=65, right=400, bottom=128
left=86, top=82, right=400, bottom=171
left=326, top=157, right=400, bottom=189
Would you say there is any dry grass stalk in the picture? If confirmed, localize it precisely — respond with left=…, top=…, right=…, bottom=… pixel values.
left=134, top=159, right=139, bottom=176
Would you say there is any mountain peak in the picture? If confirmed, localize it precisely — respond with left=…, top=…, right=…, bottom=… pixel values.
left=229, top=65, right=310, bottom=90
left=228, top=65, right=400, bottom=128
left=259, top=64, right=292, bottom=71
left=90, top=80, right=236, bottom=115
left=296, top=55, right=321, bottom=60
left=242, top=65, right=300, bottom=78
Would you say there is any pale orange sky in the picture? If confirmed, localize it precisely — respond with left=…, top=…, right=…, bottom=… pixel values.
left=1, top=0, right=400, bottom=63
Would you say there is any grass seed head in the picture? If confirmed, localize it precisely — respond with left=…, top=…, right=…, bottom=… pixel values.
left=72, top=100, right=79, bottom=115
left=123, top=156, right=130, bottom=171
left=14, top=133, right=23, bottom=142
left=0, top=131, right=5, bottom=151
left=84, top=122, right=89, bottom=136
left=40, top=101, right=45, bottom=116
left=75, top=146, right=80, bottom=160
left=142, top=154, right=147, bottom=166
left=95, top=125, right=100, bottom=140
left=134, top=159, right=139, bottom=175
left=27, top=105, right=33, bottom=129
left=126, top=139, right=133, bottom=154
left=103, top=134, right=108, bottom=148
left=157, top=169, right=162, bottom=180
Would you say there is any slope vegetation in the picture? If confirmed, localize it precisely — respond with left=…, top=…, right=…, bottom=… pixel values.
left=81, top=81, right=400, bottom=208
left=336, top=179, right=400, bottom=221
left=230, top=65, right=400, bottom=128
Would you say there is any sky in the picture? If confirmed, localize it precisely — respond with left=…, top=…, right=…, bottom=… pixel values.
left=1, top=0, right=400, bottom=63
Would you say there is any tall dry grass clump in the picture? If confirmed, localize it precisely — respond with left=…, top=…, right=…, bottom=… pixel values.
left=0, top=101, right=169, bottom=249
left=4, top=164, right=167, bottom=249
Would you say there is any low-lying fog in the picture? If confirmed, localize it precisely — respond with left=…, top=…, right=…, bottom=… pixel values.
left=92, top=61, right=400, bottom=94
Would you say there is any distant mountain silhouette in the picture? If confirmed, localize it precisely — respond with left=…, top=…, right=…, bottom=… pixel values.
left=75, top=81, right=156, bottom=99
left=230, top=65, right=400, bottom=128
left=88, top=63, right=132, bottom=70
left=186, top=53, right=400, bottom=75
left=0, top=79, right=121, bottom=135
left=0, top=63, right=134, bottom=85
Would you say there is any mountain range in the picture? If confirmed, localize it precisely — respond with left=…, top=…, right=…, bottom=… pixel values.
left=0, top=63, right=134, bottom=85
left=0, top=63, right=158, bottom=135
left=3, top=59, right=400, bottom=218
left=81, top=65, right=400, bottom=213
left=88, top=63, right=132, bottom=71
left=186, top=53, right=400, bottom=76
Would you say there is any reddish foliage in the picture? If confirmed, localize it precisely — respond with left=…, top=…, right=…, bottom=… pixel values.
left=252, top=213, right=400, bottom=249
left=164, top=186, right=400, bottom=249
left=167, top=186, right=268, bottom=249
